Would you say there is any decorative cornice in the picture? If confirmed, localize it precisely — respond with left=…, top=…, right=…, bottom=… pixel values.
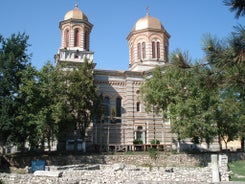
left=95, top=80, right=126, bottom=86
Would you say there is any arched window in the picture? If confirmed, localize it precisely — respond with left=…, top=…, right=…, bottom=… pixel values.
left=64, top=29, right=70, bottom=48
left=152, top=41, right=160, bottom=59
left=137, top=42, right=146, bottom=60
left=130, top=46, right=133, bottom=65
left=164, top=44, right=168, bottom=62
left=152, top=41, right=155, bottom=58
left=142, top=42, right=146, bottom=59
left=136, top=126, right=143, bottom=142
left=157, top=42, right=160, bottom=59
left=116, top=97, right=122, bottom=117
left=84, top=31, right=89, bottom=51
left=74, top=28, right=79, bottom=47
left=137, top=43, right=141, bottom=59
left=103, top=96, right=110, bottom=123
left=116, top=97, right=122, bottom=123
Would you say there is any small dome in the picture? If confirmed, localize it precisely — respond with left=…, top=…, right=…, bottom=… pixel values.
left=64, top=4, right=88, bottom=21
left=132, top=14, right=163, bottom=31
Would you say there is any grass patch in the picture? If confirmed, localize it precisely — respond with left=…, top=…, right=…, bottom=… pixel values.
left=229, top=160, right=245, bottom=181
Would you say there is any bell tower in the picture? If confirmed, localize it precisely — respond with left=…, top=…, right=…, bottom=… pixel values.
left=127, top=10, right=170, bottom=72
left=55, top=4, right=94, bottom=65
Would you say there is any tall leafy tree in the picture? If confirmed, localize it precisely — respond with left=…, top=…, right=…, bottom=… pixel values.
left=140, top=50, right=218, bottom=151
left=66, top=61, right=100, bottom=140
left=55, top=60, right=101, bottom=151
left=16, top=62, right=59, bottom=151
left=202, top=25, right=245, bottom=150
left=36, top=62, right=60, bottom=151
left=13, top=65, right=40, bottom=151
left=0, top=33, right=31, bottom=154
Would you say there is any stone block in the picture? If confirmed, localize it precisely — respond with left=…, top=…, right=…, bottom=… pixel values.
left=112, top=163, right=125, bottom=171
left=33, top=170, right=63, bottom=177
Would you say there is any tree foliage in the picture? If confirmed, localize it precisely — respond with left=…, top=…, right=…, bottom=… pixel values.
left=223, top=0, right=245, bottom=19
left=57, top=61, right=101, bottom=142
left=0, top=33, right=32, bottom=153
left=141, top=24, right=244, bottom=151
left=202, top=25, right=245, bottom=149
left=140, top=50, right=218, bottom=148
left=0, top=33, right=101, bottom=153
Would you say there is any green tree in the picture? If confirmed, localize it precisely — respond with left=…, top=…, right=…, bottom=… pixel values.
left=140, top=50, right=218, bottom=151
left=223, top=0, right=245, bottom=19
left=55, top=60, right=101, bottom=151
left=0, top=33, right=31, bottom=154
left=36, top=62, right=60, bottom=151
left=66, top=61, right=99, bottom=140
left=202, top=25, right=245, bottom=150
left=215, top=89, right=242, bottom=150
left=13, top=65, right=39, bottom=151
left=16, top=62, right=60, bottom=151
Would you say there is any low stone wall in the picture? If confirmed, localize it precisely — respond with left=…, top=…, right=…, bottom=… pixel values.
left=0, top=164, right=212, bottom=184
left=4, top=151, right=244, bottom=168
left=0, top=152, right=242, bottom=183
left=4, top=152, right=211, bottom=168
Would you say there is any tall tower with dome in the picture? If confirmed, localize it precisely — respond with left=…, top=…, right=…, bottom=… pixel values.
left=127, top=10, right=170, bottom=71
left=56, top=4, right=173, bottom=152
left=55, top=4, right=94, bottom=66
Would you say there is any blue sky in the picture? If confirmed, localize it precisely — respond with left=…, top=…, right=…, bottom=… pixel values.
left=0, top=0, right=242, bottom=70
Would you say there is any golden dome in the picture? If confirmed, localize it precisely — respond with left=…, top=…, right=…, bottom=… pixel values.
left=132, top=13, right=163, bottom=31
left=64, top=4, right=88, bottom=21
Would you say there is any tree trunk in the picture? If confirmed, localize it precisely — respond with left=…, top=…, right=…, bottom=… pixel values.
left=177, top=138, right=181, bottom=153
left=225, top=141, right=228, bottom=151
left=19, top=142, right=26, bottom=153
left=1, top=145, right=6, bottom=155
left=241, top=136, right=245, bottom=151
left=207, top=142, right=210, bottom=151
left=48, top=138, right=51, bottom=152
left=218, top=136, right=223, bottom=151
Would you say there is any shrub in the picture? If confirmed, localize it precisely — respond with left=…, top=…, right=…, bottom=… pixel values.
left=148, top=148, right=158, bottom=160
left=150, top=139, right=160, bottom=144
left=133, top=139, right=143, bottom=144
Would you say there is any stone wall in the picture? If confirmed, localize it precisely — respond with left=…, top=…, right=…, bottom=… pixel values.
left=0, top=165, right=212, bottom=184
left=4, top=152, right=211, bottom=168
left=1, top=152, right=243, bottom=183
left=5, top=152, right=244, bottom=168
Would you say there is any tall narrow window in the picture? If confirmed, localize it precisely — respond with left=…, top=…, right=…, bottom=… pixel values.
left=157, top=42, right=160, bottom=59
left=74, top=28, right=79, bottom=47
left=136, top=102, right=140, bottom=112
left=64, top=29, right=69, bottom=48
left=142, top=42, right=146, bottom=59
left=130, top=46, right=133, bottom=65
left=152, top=41, right=160, bottom=59
left=152, top=41, right=156, bottom=58
left=116, top=97, right=122, bottom=123
left=137, top=43, right=141, bottom=59
left=136, top=126, right=143, bottom=142
left=84, top=31, right=89, bottom=51
left=103, top=96, right=110, bottom=123
left=164, top=45, right=169, bottom=62
left=116, top=97, right=122, bottom=117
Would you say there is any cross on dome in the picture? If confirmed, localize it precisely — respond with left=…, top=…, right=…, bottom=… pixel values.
left=146, top=5, right=150, bottom=15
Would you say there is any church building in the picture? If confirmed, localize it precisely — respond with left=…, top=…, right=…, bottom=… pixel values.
left=55, top=4, right=174, bottom=152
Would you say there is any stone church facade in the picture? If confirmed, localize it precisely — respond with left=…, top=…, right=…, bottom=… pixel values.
left=54, top=5, right=178, bottom=152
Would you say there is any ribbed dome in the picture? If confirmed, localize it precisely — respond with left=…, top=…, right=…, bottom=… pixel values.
left=64, top=4, right=88, bottom=21
left=132, top=14, right=163, bottom=31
